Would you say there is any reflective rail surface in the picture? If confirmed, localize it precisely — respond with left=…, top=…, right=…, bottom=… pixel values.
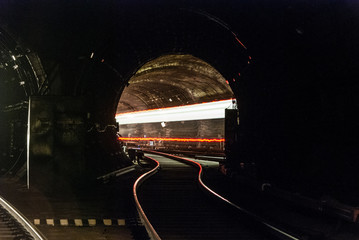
left=144, top=151, right=300, bottom=240
left=134, top=151, right=299, bottom=240
left=133, top=156, right=161, bottom=240
left=0, top=196, right=46, bottom=240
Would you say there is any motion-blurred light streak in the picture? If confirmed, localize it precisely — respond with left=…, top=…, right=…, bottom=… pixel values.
left=118, top=137, right=225, bottom=142
left=115, top=99, right=234, bottom=125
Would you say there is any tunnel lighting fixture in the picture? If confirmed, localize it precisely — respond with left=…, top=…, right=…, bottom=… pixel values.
left=118, top=137, right=225, bottom=143
left=116, top=99, right=235, bottom=125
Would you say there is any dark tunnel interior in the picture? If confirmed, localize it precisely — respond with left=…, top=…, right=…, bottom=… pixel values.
left=1, top=0, right=359, bottom=207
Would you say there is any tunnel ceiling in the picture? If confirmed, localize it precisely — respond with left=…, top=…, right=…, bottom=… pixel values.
left=117, top=54, right=234, bottom=113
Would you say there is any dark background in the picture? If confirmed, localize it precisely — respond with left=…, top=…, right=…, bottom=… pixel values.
left=1, top=0, right=358, bottom=203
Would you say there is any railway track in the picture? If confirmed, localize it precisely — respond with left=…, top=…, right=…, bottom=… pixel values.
left=133, top=151, right=300, bottom=240
left=0, top=196, right=45, bottom=240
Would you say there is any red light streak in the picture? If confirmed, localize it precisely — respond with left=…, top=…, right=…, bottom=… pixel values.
left=118, top=137, right=225, bottom=143
left=233, top=35, right=247, bottom=50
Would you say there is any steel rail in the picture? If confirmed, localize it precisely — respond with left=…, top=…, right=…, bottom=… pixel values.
left=132, top=156, right=161, bottom=240
left=0, top=195, right=46, bottom=240
left=144, top=150, right=301, bottom=240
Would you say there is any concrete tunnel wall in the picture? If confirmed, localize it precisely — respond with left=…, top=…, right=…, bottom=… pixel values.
left=0, top=1, right=358, bottom=203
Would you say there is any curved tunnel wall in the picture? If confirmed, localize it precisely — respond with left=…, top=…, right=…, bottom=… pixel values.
left=0, top=25, right=49, bottom=176
left=117, top=54, right=234, bottom=112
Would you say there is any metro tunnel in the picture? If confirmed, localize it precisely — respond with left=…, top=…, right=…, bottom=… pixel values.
left=0, top=1, right=359, bottom=239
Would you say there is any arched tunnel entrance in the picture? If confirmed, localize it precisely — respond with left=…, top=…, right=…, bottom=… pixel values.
left=73, top=8, right=250, bottom=189
left=116, top=54, right=235, bottom=154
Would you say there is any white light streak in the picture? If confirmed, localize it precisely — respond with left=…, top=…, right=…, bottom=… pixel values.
left=116, top=99, right=235, bottom=125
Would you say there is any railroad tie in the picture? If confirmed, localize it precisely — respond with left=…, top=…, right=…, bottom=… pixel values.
left=33, top=218, right=126, bottom=227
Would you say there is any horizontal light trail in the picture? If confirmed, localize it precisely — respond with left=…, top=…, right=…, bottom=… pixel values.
left=115, top=99, right=235, bottom=125
left=118, top=137, right=225, bottom=143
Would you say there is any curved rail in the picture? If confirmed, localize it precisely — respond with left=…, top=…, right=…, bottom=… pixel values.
left=0, top=195, right=46, bottom=240
left=144, top=150, right=300, bottom=240
left=133, top=156, right=161, bottom=240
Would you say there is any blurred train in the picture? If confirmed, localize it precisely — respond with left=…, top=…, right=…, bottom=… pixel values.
left=117, top=119, right=226, bottom=157
left=116, top=99, right=235, bottom=156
